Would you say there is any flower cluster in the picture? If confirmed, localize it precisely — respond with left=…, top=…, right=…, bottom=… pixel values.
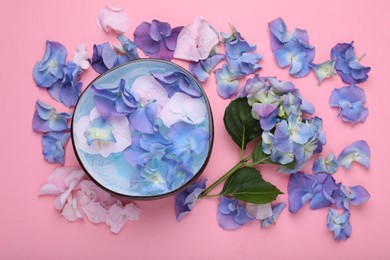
left=32, top=101, right=71, bottom=164
left=237, top=75, right=324, bottom=172
left=288, top=140, right=370, bottom=240
left=268, top=17, right=315, bottom=78
left=39, top=167, right=140, bottom=233
left=33, top=41, right=85, bottom=108
left=215, top=26, right=263, bottom=99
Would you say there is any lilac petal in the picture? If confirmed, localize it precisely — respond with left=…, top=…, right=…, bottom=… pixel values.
left=128, top=103, right=157, bottom=134
left=217, top=211, right=243, bottom=230
left=338, top=140, right=371, bottom=170
left=165, top=26, right=183, bottom=51
left=349, top=185, right=370, bottom=205
left=134, top=21, right=160, bottom=55
left=252, top=103, right=279, bottom=131
left=149, top=19, right=172, bottom=41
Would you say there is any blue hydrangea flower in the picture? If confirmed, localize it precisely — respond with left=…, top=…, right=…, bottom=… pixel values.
left=189, top=53, right=225, bottom=82
left=216, top=26, right=262, bottom=99
left=312, top=153, right=339, bottom=174
left=215, top=65, right=239, bottom=99
left=261, top=203, right=286, bottom=228
left=333, top=184, right=370, bottom=211
left=153, top=71, right=201, bottom=98
left=337, top=140, right=370, bottom=170
left=309, top=60, right=336, bottom=85
left=32, top=100, right=71, bottom=132
left=33, top=41, right=67, bottom=88
left=327, top=208, right=351, bottom=241
left=175, top=178, right=207, bottom=221
left=134, top=19, right=183, bottom=61
left=92, top=79, right=138, bottom=115
left=268, top=17, right=315, bottom=78
left=331, top=42, right=371, bottom=84
left=116, top=35, right=140, bottom=60
left=47, top=61, right=83, bottom=108
left=288, top=172, right=338, bottom=213
left=167, top=122, right=209, bottom=171
left=217, top=196, right=254, bottom=230
left=41, top=131, right=70, bottom=164
left=91, top=43, right=130, bottom=74
left=329, top=84, right=368, bottom=125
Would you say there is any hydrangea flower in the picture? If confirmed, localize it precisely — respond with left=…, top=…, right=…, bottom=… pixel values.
left=73, top=44, right=90, bottom=70
left=327, top=208, right=351, bottom=241
left=91, top=42, right=130, bottom=74
left=33, top=41, right=67, bottom=88
left=189, top=53, right=225, bottom=82
left=309, top=60, right=336, bottom=85
left=160, top=92, right=207, bottom=127
left=312, top=153, right=339, bottom=174
left=261, top=203, right=286, bottom=228
left=333, top=184, right=370, bottom=210
left=153, top=71, right=201, bottom=98
left=48, top=61, right=83, bottom=107
left=329, top=84, right=368, bottom=125
left=215, top=26, right=262, bottom=99
left=106, top=201, right=140, bottom=233
left=268, top=17, right=315, bottom=78
left=32, top=100, right=71, bottom=133
left=217, top=196, right=254, bottom=230
left=288, top=172, right=339, bottom=213
left=337, top=140, right=370, bottom=170
left=38, top=167, right=85, bottom=210
left=134, top=19, right=183, bottom=61
left=174, top=16, right=219, bottom=62
left=74, top=107, right=132, bottom=158
left=175, top=178, right=207, bottom=221
left=96, top=6, right=131, bottom=35
left=331, top=42, right=371, bottom=84
left=41, top=131, right=70, bottom=164
left=167, top=122, right=209, bottom=170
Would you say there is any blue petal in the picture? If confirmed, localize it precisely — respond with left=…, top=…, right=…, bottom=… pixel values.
left=338, top=140, right=370, bottom=170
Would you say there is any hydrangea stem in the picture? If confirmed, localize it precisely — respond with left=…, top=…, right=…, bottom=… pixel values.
left=199, top=154, right=252, bottom=198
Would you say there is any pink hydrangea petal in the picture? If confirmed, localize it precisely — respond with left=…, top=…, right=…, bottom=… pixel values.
left=106, top=202, right=140, bottom=233
left=246, top=203, right=273, bottom=220
left=82, top=202, right=108, bottom=224
left=131, top=75, right=168, bottom=110
left=96, top=6, right=131, bottom=35
left=124, top=203, right=141, bottom=221
left=174, top=16, right=219, bottom=62
left=73, top=44, right=90, bottom=70
left=61, top=195, right=83, bottom=222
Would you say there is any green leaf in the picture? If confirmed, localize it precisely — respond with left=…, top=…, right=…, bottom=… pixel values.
left=223, top=98, right=262, bottom=149
left=221, top=167, right=283, bottom=204
left=252, top=142, right=297, bottom=170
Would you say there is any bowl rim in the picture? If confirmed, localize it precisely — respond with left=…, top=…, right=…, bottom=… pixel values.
left=70, top=58, right=214, bottom=200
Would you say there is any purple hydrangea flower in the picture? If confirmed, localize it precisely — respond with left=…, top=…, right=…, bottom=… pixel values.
left=312, top=153, right=339, bottom=174
left=337, top=140, right=370, bottom=170
left=91, top=42, right=130, bottom=74
left=32, top=100, right=71, bottom=133
left=217, top=196, right=254, bottom=230
left=41, top=131, right=70, bottom=164
left=261, top=203, right=286, bottom=228
left=175, top=178, right=207, bottom=221
left=309, top=60, right=336, bottom=85
left=33, top=41, right=67, bottom=88
left=189, top=53, right=225, bottom=82
left=153, top=71, right=201, bottom=98
left=268, top=17, right=315, bottom=78
left=329, top=84, right=368, bottom=125
left=47, top=61, right=83, bottom=108
left=287, top=172, right=338, bottom=213
left=327, top=208, right=351, bottom=241
left=333, top=184, right=370, bottom=211
left=331, top=42, right=371, bottom=84
left=134, top=19, right=183, bottom=61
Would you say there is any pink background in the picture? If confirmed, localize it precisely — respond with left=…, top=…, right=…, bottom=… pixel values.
left=0, top=0, right=389, bottom=259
